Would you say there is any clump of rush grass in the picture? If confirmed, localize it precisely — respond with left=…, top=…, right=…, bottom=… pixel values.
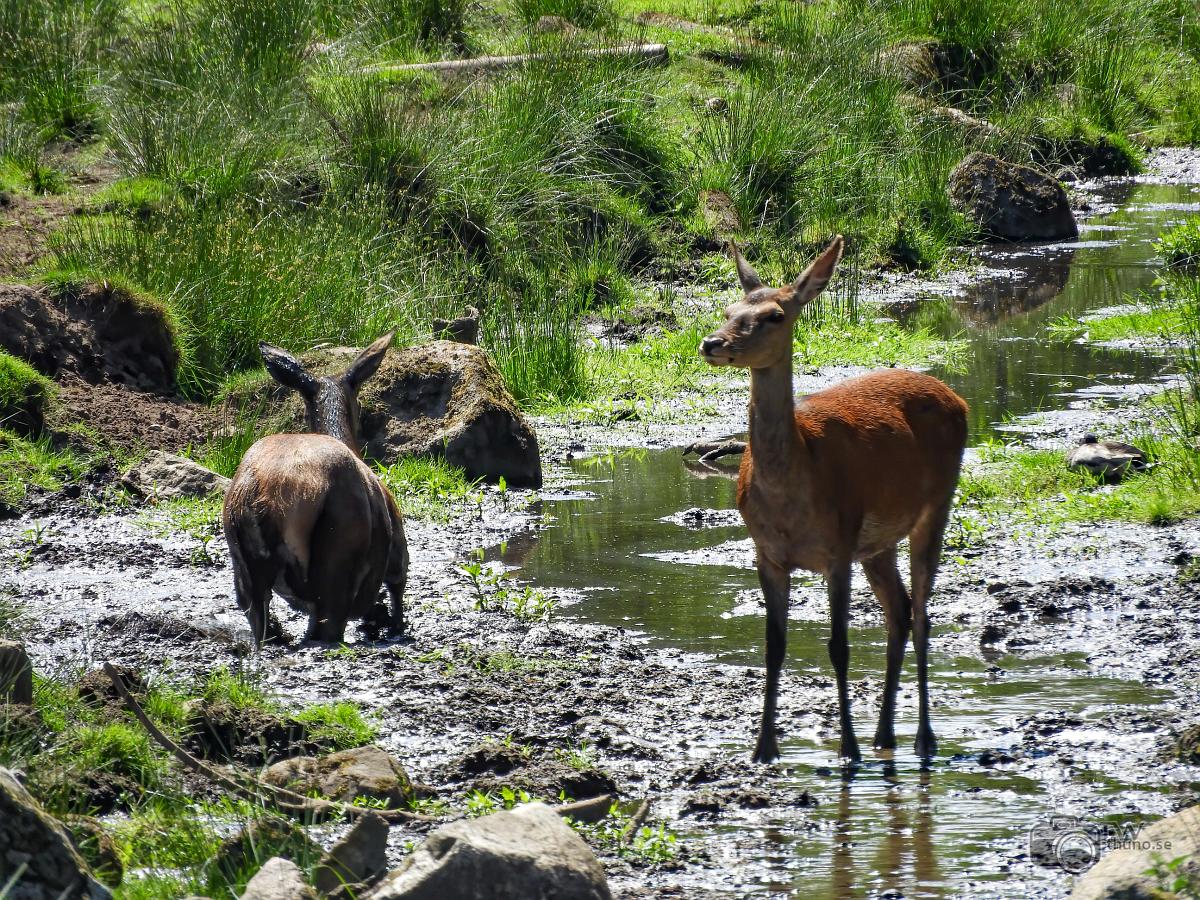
left=0, top=351, right=52, bottom=432
left=0, top=0, right=121, bottom=137
left=1156, top=218, right=1200, bottom=271
left=0, top=429, right=89, bottom=509
left=293, top=701, right=379, bottom=748
left=200, top=665, right=278, bottom=713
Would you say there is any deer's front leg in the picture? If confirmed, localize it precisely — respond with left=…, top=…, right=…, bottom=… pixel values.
left=753, top=559, right=790, bottom=764
left=827, top=563, right=861, bottom=763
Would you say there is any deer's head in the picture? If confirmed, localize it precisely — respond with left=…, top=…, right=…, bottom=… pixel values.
left=700, top=236, right=843, bottom=370
left=259, top=331, right=394, bottom=457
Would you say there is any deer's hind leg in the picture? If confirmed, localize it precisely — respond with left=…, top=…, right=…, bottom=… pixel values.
left=384, top=510, right=409, bottom=637
left=909, top=500, right=954, bottom=759
left=862, top=548, right=912, bottom=751
left=227, top=523, right=284, bottom=648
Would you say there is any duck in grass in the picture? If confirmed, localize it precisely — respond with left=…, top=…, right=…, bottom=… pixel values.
left=1066, top=434, right=1148, bottom=482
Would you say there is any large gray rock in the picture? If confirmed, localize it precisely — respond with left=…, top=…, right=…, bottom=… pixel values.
left=234, top=341, right=542, bottom=487
left=0, top=641, right=32, bottom=705
left=263, top=746, right=414, bottom=809
left=313, top=814, right=389, bottom=895
left=1071, top=805, right=1200, bottom=899
left=368, top=802, right=610, bottom=900
left=949, top=152, right=1078, bottom=242
left=0, top=767, right=111, bottom=899
left=121, top=451, right=230, bottom=500
left=240, top=857, right=317, bottom=900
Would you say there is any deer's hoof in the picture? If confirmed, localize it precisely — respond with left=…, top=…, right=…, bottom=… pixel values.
left=873, top=730, right=897, bottom=751
left=752, top=736, right=781, bottom=764
left=914, top=731, right=938, bottom=759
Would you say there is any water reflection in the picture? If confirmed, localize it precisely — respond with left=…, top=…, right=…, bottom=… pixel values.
left=920, top=181, right=1200, bottom=439
left=956, top=246, right=1074, bottom=324
left=812, top=764, right=942, bottom=900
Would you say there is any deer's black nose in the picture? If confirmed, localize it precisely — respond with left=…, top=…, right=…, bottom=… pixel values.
left=701, top=336, right=726, bottom=355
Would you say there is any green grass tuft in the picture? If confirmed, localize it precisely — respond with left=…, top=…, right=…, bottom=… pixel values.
left=376, top=455, right=481, bottom=522
left=0, top=429, right=88, bottom=508
left=1156, top=218, right=1200, bottom=271
left=292, top=701, right=379, bottom=749
left=0, top=351, right=52, bottom=435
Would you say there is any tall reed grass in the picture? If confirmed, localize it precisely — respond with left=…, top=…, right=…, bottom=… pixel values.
left=34, top=0, right=1200, bottom=407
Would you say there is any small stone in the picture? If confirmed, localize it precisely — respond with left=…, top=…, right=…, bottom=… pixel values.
left=312, top=814, right=389, bottom=895
left=535, top=14, right=577, bottom=34
left=0, top=640, right=33, bottom=705
left=121, top=451, right=231, bottom=500
left=369, top=803, right=610, bottom=900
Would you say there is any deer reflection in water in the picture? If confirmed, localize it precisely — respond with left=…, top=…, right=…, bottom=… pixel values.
left=829, top=762, right=941, bottom=900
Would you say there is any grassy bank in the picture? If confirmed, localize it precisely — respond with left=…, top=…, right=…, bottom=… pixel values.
left=0, top=0, right=1196, bottom=406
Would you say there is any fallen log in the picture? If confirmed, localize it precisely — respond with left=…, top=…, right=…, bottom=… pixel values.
left=104, top=663, right=433, bottom=824
left=364, top=43, right=668, bottom=76
left=555, top=794, right=616, bottom=824
left=682, top=439, right=746, bottom=462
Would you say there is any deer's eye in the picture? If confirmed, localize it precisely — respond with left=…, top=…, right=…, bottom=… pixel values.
left=766, top=309, right=785, bottom=323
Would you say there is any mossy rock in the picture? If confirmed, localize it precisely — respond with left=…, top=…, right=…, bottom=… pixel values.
left=262, top=745, right=415, bottom=809
left=948, top=152, right=1078, bottom=242
left=0, top=350, right=52, bottom=436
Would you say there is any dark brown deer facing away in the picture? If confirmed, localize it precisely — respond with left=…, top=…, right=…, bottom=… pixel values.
left=700, top=238, right=968, bottom=763
left=223, top=333, right=409, bottom=646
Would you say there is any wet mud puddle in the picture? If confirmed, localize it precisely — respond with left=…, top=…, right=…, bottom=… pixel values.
left=504, top=180, right=1200, bottom=898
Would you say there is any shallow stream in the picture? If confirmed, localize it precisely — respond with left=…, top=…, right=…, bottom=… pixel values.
left=502, top=179, right=1200, bottom=898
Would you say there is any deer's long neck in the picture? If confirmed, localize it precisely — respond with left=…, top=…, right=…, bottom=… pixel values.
left=309, top=383, right=361, bottom=457
left=747, top=357, right=804, bottom=477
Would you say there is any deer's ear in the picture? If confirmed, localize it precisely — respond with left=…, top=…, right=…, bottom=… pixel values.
left=344, top=331, right=394, bottom=391
left=788, top=235, right=844, bottom=308
left=260, top=342, right=318, bottom=399
left=730, top=241, right=764, bottom=293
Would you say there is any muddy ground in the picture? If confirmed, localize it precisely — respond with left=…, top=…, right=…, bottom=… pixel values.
left=4, top=419, right=1200, bottom=897
left=2, top=150, right=1200, bottom=898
